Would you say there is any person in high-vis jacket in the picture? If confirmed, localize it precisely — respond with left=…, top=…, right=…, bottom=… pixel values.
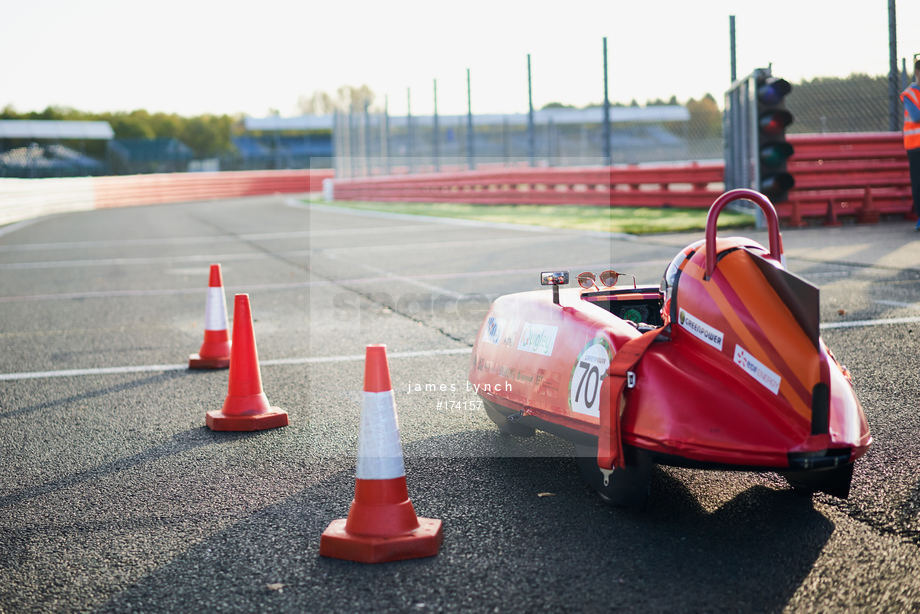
left=901, top=59, right=920, bottom=231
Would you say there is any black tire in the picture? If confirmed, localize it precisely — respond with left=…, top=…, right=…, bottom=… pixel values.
left=782, top=463, right=854, bottom=499
left=482, top=398, right=536, bottom=437
left=574, top=443, right=652, bottom=510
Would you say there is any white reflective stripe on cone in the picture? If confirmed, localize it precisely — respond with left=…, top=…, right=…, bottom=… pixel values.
left=204, top=286, right=229, bottom=331
left=356, top=390, right=406, bottom=480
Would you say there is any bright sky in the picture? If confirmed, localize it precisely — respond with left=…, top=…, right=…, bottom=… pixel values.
left=2, top=0, right=918, bottom=118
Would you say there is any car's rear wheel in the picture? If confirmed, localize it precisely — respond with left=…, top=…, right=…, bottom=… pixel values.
left=482, top=398, right=536, bottom=437
left=574, top=444, right=652, bottom=510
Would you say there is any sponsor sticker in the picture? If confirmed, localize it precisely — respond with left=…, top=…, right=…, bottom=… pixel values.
left=569, top=340, right=611, bottom=418
left=733, top=345, right=781, bottom=394
left=517, top=323, right=558, bottom=356
left=482, top=315, right=503, bottom=345
left=678, top=308, right=724, bottom=350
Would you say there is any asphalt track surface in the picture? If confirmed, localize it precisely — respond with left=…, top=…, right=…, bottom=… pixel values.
left=2, top=194, right=920, bottom=613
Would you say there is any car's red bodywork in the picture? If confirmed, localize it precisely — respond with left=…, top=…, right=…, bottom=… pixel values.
left=469, top=189, right=871, bottom=501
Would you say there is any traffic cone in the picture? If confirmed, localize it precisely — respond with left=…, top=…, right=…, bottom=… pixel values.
left=189, top=264, right=231, bottom=369
left=205, top=294, right=288, bottom=431
left=320, top=344, right=442, bottom=563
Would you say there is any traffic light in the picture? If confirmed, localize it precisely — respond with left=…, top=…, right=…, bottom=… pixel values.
left=755, top=75, right=794, bottom=202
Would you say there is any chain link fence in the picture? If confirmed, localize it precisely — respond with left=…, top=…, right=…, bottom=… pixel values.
left=332, top=105, right=722, bottom=179
left=333, top=68, right=915, bottom=180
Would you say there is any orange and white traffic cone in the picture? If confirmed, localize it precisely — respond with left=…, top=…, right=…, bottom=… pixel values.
left=205, top=294, right=288, bottom=431
left=320, top=344, right=442, bottom=563
left=189, top=264, right=232, bottom=369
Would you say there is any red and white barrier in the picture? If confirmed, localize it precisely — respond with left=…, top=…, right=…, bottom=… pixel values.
left=0, top=177, right=95, bottom=226
left=0, top=169, right=334, bottom=226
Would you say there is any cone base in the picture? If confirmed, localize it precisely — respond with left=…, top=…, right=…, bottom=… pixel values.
left=205, top=407, right=288, bottom=431
left=319, top=517, right=442, bottom=563
left=188, top=353, right=231, bottom=369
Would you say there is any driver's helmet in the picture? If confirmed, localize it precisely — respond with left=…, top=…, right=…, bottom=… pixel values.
left=660, top=239, right=703, bottom=322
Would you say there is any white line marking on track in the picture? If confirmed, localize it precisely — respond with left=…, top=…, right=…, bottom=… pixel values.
left=820, top=315, right=920, bottom=329
left=0, top=233, right=578, bottom=270
left=0, top=224, right=439, bottom=253
left=0, top=348, right=473, bottom=381
left=4, top=312, right=919, bottom=380
left=874, top=299, right=920, bottom=308
left=0, top=218, right=42, bottom=238
left=0, top=251, right=287, bottom=270
left=301, top=201, right=638, bottom=239
left=0, top=260, right=660, bottom=302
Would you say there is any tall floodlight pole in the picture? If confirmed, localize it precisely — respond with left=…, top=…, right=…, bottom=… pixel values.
left=602, top=37, right=611, bottom=166
left=888, top=0, right=899, bottom=131
left=433, top=78, right=440, bottom=172
left=527, top=53, right=535, bottom=167
left=467, top=68, right=474, bottom=170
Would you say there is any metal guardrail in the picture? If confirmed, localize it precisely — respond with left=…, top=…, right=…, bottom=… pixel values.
left=331, top=133, right=913, bottom=225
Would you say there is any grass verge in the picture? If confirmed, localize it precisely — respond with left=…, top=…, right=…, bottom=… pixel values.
left=309, top=199, right=754, bottom=234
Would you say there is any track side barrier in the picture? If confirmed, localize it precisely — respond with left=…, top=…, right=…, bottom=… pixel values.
left=0, top=169, right=334, bottom=226
left=93, top=169, right=334, bottom=209
left=332, top=133, right=912, bottom=227
left=0, top=177, right=96, bottom=226
left=332, top=163, right=725, bottom=209
left=782, top=132, right=913, bottom=225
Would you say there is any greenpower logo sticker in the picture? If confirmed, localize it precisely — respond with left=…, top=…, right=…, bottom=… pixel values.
left=678, top=308, right=724, bottom=350
left=517, top=323, right=557, bottom=356
left=569, top=339, right=611, bottom=418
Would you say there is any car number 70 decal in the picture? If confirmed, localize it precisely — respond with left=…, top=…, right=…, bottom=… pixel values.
left=569, top=339, right=611, bottom=418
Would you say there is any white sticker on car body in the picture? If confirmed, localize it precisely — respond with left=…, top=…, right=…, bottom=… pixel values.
left=678, top=308, right=724, bottom=350
left=517, top=323, right=558, bottom=356
left=482, top=315, right=504, bottom=345
left=569, top=340, right=611, bottom=418
left=733, top=345, right=781, bottom=394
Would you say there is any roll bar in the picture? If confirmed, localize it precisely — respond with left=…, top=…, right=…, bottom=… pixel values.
left=705, top=189, right=783, bottom=279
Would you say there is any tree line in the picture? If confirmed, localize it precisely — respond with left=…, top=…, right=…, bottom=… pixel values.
left=0, top=106, right=237, bottom=158
left=0, top=73, right=899, bottom=160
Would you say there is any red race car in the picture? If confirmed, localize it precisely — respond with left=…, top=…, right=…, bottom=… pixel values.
left=469, top=189, right=871, bottom=508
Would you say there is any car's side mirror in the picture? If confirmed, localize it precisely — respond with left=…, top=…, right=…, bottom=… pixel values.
left=541, top=271, right=569, bottom=286
left=541, top=271, right=569, bottom=305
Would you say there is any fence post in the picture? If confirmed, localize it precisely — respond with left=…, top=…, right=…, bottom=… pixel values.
left=467, top=68, right=474, bottom=170
left=729, top=15, right=737, bottom=82
left=363, top=100, right=371, bottom=177
left=433, top=78, right=440, bottom=172
left=602, top=36, right=611, bottom=167
left=333, top=110, right=339, bottom=178
left=527, top=53, right=535, bottom=167
left=502, top=117, right=510, bottom=165
left=348, top=110, right=356, bottom=179
left=407, top=87, right=413, bottom=174
left=548, top=117, right=555, bottom=167
left=384, top=95, right=391, bottom=176
left=888, top=0, right=899, bottom=132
